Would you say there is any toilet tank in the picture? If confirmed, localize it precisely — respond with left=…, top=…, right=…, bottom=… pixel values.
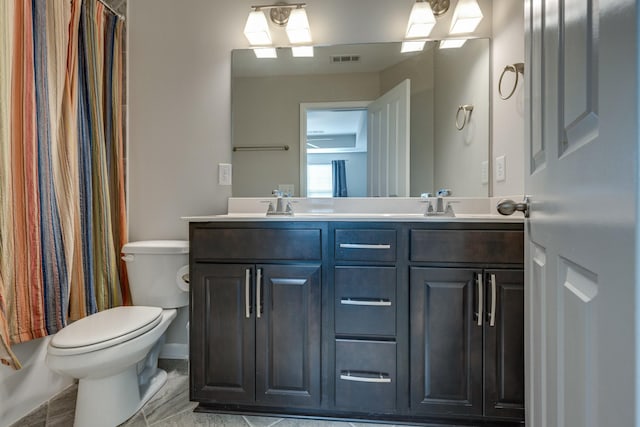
left=121, top=240, right=189, bottom=308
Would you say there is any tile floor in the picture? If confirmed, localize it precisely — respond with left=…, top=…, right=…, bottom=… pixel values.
left=10, top=360, right=417, bottom=427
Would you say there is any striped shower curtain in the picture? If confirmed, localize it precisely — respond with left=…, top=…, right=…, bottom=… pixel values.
left=0, top=0, right=128, bottom=369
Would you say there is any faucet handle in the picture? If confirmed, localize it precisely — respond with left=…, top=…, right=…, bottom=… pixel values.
left=444, top=200, right=459, bottom=217
left=261, top=199, right=276, bottom=214
left=285, top=201, right=295, bottom=215
left=421, top=200, right=435, bottom=216
left=266, top=202, right=276, bottom=214
left=272, top=189, right=283, bottom=197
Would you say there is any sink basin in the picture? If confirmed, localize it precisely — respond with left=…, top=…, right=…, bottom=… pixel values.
left=292, top=212, right=426, bottom=218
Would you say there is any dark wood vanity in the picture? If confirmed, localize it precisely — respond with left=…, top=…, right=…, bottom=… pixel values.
left=189, top=220, right=524, bottom=426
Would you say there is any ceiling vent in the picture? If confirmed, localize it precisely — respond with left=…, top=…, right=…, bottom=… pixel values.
left=330, top=54, right=361, bottom=64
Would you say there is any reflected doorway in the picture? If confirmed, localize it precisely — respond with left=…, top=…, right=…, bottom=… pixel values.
left=300, top=102, right=370, bottom=197
left=299, top=80, right=411, bottom=198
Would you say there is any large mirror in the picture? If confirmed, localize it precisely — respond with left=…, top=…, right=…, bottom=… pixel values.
left=231, top=39, right=489, bottom=197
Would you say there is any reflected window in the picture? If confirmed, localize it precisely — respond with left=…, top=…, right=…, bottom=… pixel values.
left=307, top=163, right=333, bottom=197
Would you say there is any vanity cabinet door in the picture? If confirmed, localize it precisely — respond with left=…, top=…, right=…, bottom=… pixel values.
left=255, top=264, right=322, bottom=408
left=190, top=263, right=256, bottom=404
left=409, top=267, right=483, bottom=416
left=484, top=269, right=525, bottom=419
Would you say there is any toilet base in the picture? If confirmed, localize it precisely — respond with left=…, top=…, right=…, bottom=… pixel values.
left=73, top=366, right=168, bottom=427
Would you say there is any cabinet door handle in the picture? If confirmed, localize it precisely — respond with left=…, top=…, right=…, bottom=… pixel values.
left=256, top=268, right=262, bottom=319
left=489, top=273, right=497, bottom=327
left=340, top=298, right=392, bottom=307
left=339, top=243, right=391, bottom=250
left=476, top=273, right=483, bottom=327
left=339, top=371, right=392, bottom=383
left=245, top=269, right=251, bottom=319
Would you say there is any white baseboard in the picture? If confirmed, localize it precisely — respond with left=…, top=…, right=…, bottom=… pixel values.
left=159, top=343, right=188, bottom=360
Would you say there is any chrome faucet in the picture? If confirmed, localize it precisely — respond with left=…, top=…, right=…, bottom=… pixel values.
left=266, top=190, right=294, bottom=216
left=424, top=196, right=456, bottom=217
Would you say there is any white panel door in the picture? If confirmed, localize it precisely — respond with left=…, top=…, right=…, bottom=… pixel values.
left=524, top=0, right=638, bottom=426
left=367, top=79, right=410, bottom=197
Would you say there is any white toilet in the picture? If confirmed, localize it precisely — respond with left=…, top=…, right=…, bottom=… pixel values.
left=46, top=240, right=189, bottom=427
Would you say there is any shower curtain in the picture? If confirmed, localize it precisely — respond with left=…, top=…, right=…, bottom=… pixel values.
left=332, top=160, right=348, bottom=197
left=0, top=0, right=128, bottom=369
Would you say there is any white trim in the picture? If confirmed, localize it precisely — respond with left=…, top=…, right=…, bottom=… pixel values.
left=159, top=343, right=188, bottom=360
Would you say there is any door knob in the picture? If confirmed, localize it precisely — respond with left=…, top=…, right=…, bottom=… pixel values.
left=497, top=196, right=530, bottom=218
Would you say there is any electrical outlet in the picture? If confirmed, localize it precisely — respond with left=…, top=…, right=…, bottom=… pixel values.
left=278, top=184, right=295, bottom=196
left=218, top=163, right=232, bottom=186
left=496, top=155, right=506, bottom=182
left=481, top=160, right=489, bottom=184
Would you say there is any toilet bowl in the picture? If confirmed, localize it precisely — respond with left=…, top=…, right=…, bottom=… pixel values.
left=46, top=240, right=189, bottom=427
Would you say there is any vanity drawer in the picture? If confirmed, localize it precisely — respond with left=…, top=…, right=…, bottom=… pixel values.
left=335, top=267, right=396, bottom=337
left=191, top=227, right=321, bottom=260
left=335, top=229, right=396, bottom=262
left=410, top=230, right=523, bottom=264
left=335, top=339, right=396, bottom=412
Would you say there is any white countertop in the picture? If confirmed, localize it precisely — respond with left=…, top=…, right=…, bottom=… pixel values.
left=182, top=213, right=525, bottom=223
left=182, top=197, right=525, bottom=223
left=182, top=197, right=524, bottom=223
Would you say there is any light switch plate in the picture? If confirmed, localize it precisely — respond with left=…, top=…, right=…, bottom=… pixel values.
left=481, top=161, right=489, bottom=184
left=496, top=155, right=506, bottom=182
left=218, top=163, right=232, bottom=185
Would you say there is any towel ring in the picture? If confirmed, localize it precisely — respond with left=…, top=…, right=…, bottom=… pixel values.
left=498, top=62, right=525, bottom=100
left=456, top=105, right=474, bottom=131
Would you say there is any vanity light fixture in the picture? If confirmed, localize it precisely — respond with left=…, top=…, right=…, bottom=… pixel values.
left=253, top=47, right=278, bottom=58
left=243, top=10, right=272, bottom=46
left=405, top=1, right=436, bottom=38
left=449, top=0, right=483, bottom=34
left=401, top=0, right=483, bottom=53
left=401, top=40, right=427, bottom=53
left=291, top=45, right=314, bottom=57
left=244, top=3, right=313, bottom=58
left=439, top=39, right=467, bottom=49
left=286, top=7, right=312, bottom=44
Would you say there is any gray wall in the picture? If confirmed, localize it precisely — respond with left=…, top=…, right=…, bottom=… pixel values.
left=434, top=39, right=490, bottom=197
left=491, top=0, right=525, bottom=196
left=232, top=73, right=380, bottom=197
left=127, top=0, right=496, bottom=240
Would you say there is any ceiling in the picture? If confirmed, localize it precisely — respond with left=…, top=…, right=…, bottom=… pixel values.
left=232, top=42, right=430, bottom=78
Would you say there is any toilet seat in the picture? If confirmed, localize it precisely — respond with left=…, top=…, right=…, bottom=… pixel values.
left=49, top=306, right=163, bottom=356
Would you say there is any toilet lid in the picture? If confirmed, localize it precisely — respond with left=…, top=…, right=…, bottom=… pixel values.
left=51, top=306, right=163, bottom=351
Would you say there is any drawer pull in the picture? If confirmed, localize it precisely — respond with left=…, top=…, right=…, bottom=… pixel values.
left=245, top=269, right=251, bottom=319
left=476, top=273, right=484, bottom=327
left=340, top=298, right=392, bottom=307
left=489, top=273, right=497, bottom=327
left=339, top=243, right=391, bottom=250
left=340, top=371, right=392, bottom=383
left=256, top=268, right=262, bottom=319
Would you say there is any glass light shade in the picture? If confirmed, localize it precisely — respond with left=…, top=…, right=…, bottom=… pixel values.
left=244, top=10, right=272, bottom=45
left=291, top=45, right=314, bottom=57
left=401, top=40, right=426, bottom=53
left=439, top=39, right=467, bottom=49
left=450, top=0, right=483, bottom=34
left=286, top=8, right=312, bottom=44
left=405, top=2, right=436, bottom=38
left=253, top=47, right=278, bottom=58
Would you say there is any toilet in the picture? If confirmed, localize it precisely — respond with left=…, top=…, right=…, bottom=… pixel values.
left=46, top=240, right=189, bottom=427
